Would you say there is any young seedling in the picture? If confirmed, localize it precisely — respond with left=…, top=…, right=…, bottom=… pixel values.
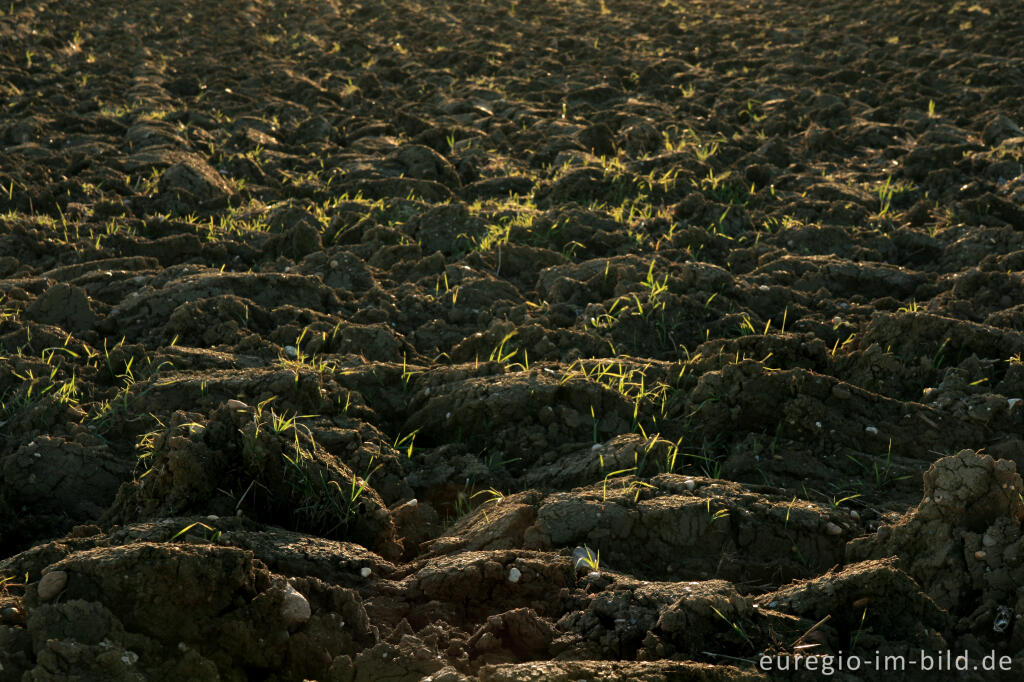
left=850, top=607, right=868, bottom=653
left=626, top=479, right=655, bottom=502
left=831, top=493, right=860, bottom=509
left=575, top=546, right=600, bottom=572
left=602, top=467, right=635, bottom=500
left=394, top=429, right=419, bottom=458
left=400, top=353, right=419, bottom=390
left=709, top=605, right=755, bottom=652
left=873, top=438, right=910, bottom=487
left=471, top=488, right=505, bottom=523
left=783, top=495, right=799, bottom=528
left=0, top=574, right=26, bottom=596
left=169, top=521, right=219, bottom=543
left=705, top=499, right=730, bottom=526
left=488, top=331, right=519, bottom=364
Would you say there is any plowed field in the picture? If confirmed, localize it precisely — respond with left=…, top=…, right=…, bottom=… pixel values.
left=2, top=0, right=1024, bottom=679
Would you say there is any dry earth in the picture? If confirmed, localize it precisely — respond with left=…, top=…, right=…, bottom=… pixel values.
left=2, top=0, right=1024, bottom=680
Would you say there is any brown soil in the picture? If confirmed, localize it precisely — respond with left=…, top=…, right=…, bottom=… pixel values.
left=2, top=0, right=1024, bottom=679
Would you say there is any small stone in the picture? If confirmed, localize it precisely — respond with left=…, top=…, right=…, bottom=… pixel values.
left=475, top=631, right=498, bottom=652
left=825, top=522, right=843, bottom=536
left=507, top=567, right=522, bottom=583
left=865, top=426, right=879, bottom=435
left=983, top=534, right=997, bottom=547
left=684, top=478, right=696, bottom=491
left=280, top=583, right=311, bottom=629
left=975, top=550, right=987, bottom=560
left=572, top=546, right=599, bottom=571
left=850, top=510, right=860, bottom=521
left=284, top=345, right=298, bottom=359
left=0, top=605, right=24, bottom=624
left=360, top=567, right=372, bottom=578
left=38, top=570, right=68, bottom=601
left=1009, top=398, right=1022, bottom=411
left=226, top=399, right=248, bottom=411
left=982, top=115, right=1024, bottom=146
left=993, top=605, right=1013, bottom=633
left=158, top=155, right=234, bottom=208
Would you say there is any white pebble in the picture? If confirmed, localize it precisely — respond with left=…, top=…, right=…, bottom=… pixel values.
left=280, top=583, right=311, bottom=629
left=825, top=522, right=843, bottom=536
left=850, top=510, right=860, bottom=520
left=226, top=399, right=248, bottom=410
left=684, top=479, right=695, bottom=491
left=975, top=550, right=987, bottom=560
left=1009, top=398, right=1022, bottom=411
left=508, top=567, right=522, bottom=583
left=758, top=285, right=770, bottom=291
left=983, top=534, right=997, bottom=547
left=405, top=498, right=418, bottom=508
left=360, top=567, right=372, bottom=578
left=284, top=345, right=298, bottom=359
left=38, top=571, right=68, bottom=601
left=865, top=426, right=879, bottom=435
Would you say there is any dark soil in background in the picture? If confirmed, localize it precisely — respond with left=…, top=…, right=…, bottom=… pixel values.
left=1, top=0, right=1023, bottom=679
